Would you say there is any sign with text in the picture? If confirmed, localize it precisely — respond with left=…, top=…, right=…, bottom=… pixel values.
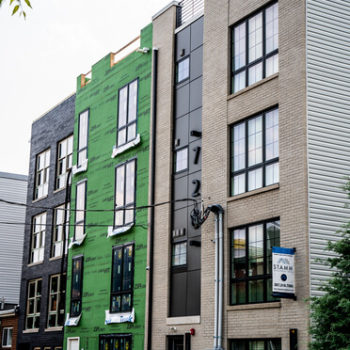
left=272, top=247, right=296, bottom=299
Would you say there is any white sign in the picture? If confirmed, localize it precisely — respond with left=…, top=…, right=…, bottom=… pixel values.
left=272, top=247, right=295, bottom=297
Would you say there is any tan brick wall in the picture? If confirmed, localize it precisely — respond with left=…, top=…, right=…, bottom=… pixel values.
left=151, top=0, right=309, bottom=348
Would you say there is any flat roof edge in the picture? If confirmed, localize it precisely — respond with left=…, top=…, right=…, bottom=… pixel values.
left=0, top=171, right=27, bottom=181
left=152, top=1, right=180, bottom=21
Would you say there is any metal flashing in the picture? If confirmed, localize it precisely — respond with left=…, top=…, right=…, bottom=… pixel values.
left=152, top=1, right=180, bottom=21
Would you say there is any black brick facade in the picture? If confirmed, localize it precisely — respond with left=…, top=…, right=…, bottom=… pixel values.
left=17, top=94, right=75, bottom=350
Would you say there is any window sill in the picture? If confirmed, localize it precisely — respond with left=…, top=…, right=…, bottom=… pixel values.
left=27, top=261, right=44, bottom=267
left=107, top=223, right=134, bottom=238
left=32, top=195, right=48, bottom=203
left=65, top=313, right=81, bottom=327
left=166, top=316, right=200, bottom=325
left=49, top=255, right=65, bottom=262
left=227, top=301, right=281, bottom=312
left=68, top=234, right=86, bottom=249
left=105, top=308, right=135, bottom=324
left=53, top=187, right=65, bottom=194
left=111, top=134, right=141, bottom=158
left=228, top=73, right=278, bottom=100
left=23, top=328, right=39, bottom=333
left=72, top=160, right=88, bottom=175
left=228, top=183, right=279, bottom=202
left=44, top=326, right=63, bottom=332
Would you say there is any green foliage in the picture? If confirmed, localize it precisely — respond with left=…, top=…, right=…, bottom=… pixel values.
left=0, top=0, right=32, bottom=19
left=309, top=185, right=350, bottom=350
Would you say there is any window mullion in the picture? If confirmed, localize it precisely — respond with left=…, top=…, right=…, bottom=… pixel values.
left=245, top=226, right=249, bottom=304
left=123, top=164, right=127, bottom=225
left=262, top=8, right=266, bottom=79
left=262, top=112, right=266, bottom=187
left=245, top=19, right=249, bottom=88
left=245, top=119, right=249, bottom=193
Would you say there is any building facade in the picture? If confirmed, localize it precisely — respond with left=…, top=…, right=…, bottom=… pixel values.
left=17, top=95, right=75, bottom=350
left=63, top=24, right=152, bottom=350
left=0, top=171, right=27, bottom=350
left=148, top=0, right=350, bottom=349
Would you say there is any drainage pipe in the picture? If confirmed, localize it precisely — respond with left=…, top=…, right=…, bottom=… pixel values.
left=208, top=205, right=224, bottom=350
left=217, top=209, right=224, bottom=349
left=147, top=47, right=158, bottom=350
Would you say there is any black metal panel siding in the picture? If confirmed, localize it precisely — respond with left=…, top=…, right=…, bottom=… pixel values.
left=17, top=94, right=75, bottom=350
left=171, top=16, right=203, bottom=317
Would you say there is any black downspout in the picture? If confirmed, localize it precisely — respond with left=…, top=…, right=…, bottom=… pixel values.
left=59, top=169, right=72, bottom=318
left=147, top=47, right=158, bottom=350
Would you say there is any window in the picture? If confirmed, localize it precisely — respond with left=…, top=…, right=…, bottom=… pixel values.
left=26, top=279, right=42, bottom=329
left=174, top=148, right=188, bottom=173
left=172, top=242, right=187, bottom=266
left=110, top=244, right=134, bottom=313
left=230, top=107, right=279, bottom=196
left=117, top=80, right=138, bottom=147
left=70, top=256, right=83, bottom=317
left=114, top=159, right=136, bottom=227
left=1, top=328, right=12, bottom=348
left=34, top=149, right=50, bottom=200
left=77, top=110, right=89, bottom=167
left=231, top=339, right=281, bottom=350
left=30, top=212, right=46, bottom=264
left=231, top=219, right=280, bottom=305
left=74, top=181, right=86, bottom=241
left=51, top=204, right=70, bottom=257
left=56, top=135, right=73, bottom=189
left=176, top=57, right=190, bottom=83
left=99, top=334, right=131, bottom=350
left=231, top=2, right=278, bottom=93
left=47, top=274, right=66, bottom=328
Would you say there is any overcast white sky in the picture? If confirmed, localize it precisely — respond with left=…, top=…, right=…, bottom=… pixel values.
left=0, top=0, right=170, bottom=175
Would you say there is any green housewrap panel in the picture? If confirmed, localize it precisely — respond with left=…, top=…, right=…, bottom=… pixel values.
left=64, top=23, right=152, bottom=350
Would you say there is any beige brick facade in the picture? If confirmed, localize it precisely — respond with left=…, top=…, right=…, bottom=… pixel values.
left=149, top=0, right=310, bottom=349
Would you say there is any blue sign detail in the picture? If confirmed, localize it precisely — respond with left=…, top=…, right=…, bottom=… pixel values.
left=272, top=246, right=295, bottom=255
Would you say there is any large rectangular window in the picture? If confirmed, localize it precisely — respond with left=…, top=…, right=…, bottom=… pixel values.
left=231, top=339, right=281, bottom=350
left=47, top=274, right=65, bottom=328
left=99, top=335, right=131, bottom=350
left=30, top=212, right=46, bottom=264
left=231, top=2, right=278, bottom=93
left=34, top=149, right=50, bottom=200
left=1, top=327, right=12, bottom=348
left=110, top=244, right=134, bottom=313
left=26, top=279, right=42, bottom=329
left=70, top=256, right=83, bottom=317
left=77, top=110, right=89, bottom=167
left=74, top=181, right=86, bottom=241
left=231, top=107, right=279, bottom=196
left=56, top=135, right=73, bottom=189
left=117, top=80, right=138, bottom=147
left=231, top=219, right=280, bottom=305
left=114, top=159, right=136, bottom=227
left=51, top=204, right=70, bottom=258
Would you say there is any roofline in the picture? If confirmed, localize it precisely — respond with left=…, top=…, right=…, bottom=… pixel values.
left=0, top=309, right=16, bottom=317
left=152, top=1, right=180, bottom=21
left=0, top=171, right=27, bottom=181
left=32, top=92, right=75, bottom=124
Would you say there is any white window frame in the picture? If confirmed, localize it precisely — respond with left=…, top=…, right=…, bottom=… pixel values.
left=67, top=337, right=80, bottom=350
left=34, top=149, right=50, bottom=200
left=51, top=204, right=70, bottom=258
left=26, top=278, right=42, bottom=330
left=74, top=180, right=87, bottom=241
left=1, top=327, right=12, bottom=348
left=30, top=212, right=47, bottom=264
left=77, top=110, right=89, bottom=167
left=56, top=135, right=73, bottom=190
left=47, top=274, right=65, bottom=328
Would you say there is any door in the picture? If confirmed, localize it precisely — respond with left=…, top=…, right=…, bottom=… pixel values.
left=168, top=335, right=184, bottom=350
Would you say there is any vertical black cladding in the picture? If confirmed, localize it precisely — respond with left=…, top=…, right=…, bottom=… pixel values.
left=170, top=16, right=203, bottom=317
